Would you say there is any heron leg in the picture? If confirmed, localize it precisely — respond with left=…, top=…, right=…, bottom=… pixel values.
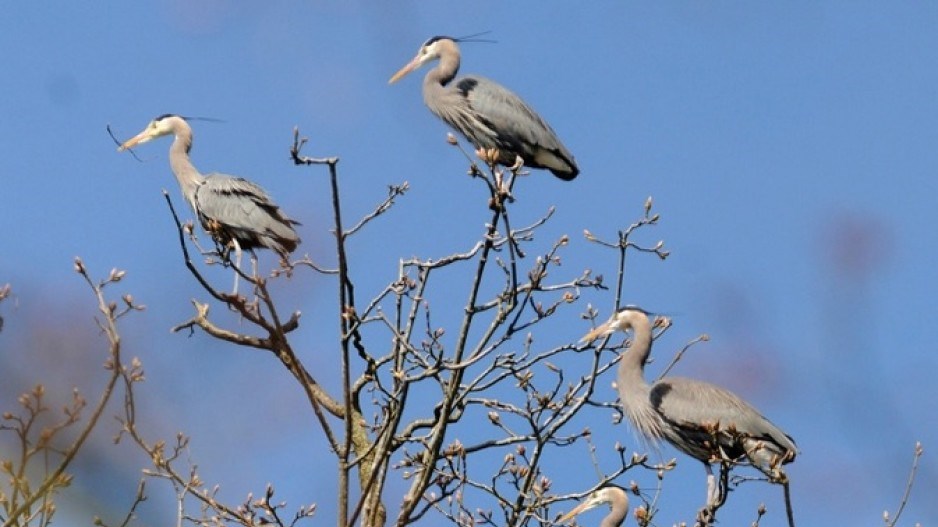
left=695, top=463, right=727, bottom=527
left=696, top=464, right=718, bottom=527
left=704, top=464, right=719, bottom=506
left=697, top=462, right=732, bottom=526
left=250, top=250, right=259, bottom=294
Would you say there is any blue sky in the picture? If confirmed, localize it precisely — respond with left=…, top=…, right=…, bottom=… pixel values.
left=1, top=2, right=936, bottom=526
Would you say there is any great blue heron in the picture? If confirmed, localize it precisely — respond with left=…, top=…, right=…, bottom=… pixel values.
left=582, top=307, right=796, bottom=521
left=389, top=36, right=579, bottom=180
left=559, top=485, right=630, bottom=527
left=117, top=114, right=301, bottom=293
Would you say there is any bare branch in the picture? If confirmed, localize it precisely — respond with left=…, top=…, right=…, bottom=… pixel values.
left=884, top=442, right=924, bottom=527
left=655, top=331, right=710, bottom=381
left=345, top=182, right=410, bottom=237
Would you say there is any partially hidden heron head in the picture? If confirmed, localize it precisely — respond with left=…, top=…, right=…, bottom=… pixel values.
left=581, top=305, right=651, bottom=343
left=388, top=36, right=457, bottom=84
left=558, top=486, right=630, bottom=526
left=117, top=114, right=184, bottom=152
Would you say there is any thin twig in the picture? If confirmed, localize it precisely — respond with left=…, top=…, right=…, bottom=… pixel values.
left=655, top=333, right=710, bottom=381
left=345, top=183, right=410, bottom=237
left=107, top=124, right=144, bottom=162
left=163, top=191, right=228, bottom=304
left=884, top=442, right=924, bottom=527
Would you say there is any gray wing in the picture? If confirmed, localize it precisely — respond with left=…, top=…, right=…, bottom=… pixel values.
left=457, top=75, right=578, bottom=179
left=650, top=377, right=797, bottom=466
left=194, top=174, right=300, bottom=257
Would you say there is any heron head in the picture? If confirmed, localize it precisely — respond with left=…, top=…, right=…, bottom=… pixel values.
left=118, top=114, right=184, bottom=151
left=581, top=306, right=651, bottom=343
left=388, top=36, right=456, bottom=84
left=558, top=486, right=629, bottom=526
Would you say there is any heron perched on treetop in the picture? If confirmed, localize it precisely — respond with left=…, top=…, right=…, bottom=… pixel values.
left=117, top=114, right=301, bottom=294
left=389, top=35, right=579, bottom=180
left=583, top=306, right=797, bottom=524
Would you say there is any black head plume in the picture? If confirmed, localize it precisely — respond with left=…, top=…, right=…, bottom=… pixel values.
left=454, top=30, right=496, bottom=44
left=425, top=31, right=497, bottom=47
left=153, top=114, right=225, bottom=124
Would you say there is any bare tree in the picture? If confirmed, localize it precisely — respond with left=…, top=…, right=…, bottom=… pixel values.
left=1, top=133, right=926, bottom=527
left=98, top=129, right=681, bottom=527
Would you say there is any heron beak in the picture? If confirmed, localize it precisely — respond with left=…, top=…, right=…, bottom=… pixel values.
left=388, top=57, right=419, bottom=84
left=558, top=498, right=598, bottom=524
left=117, top=130, right=152, bottom=152
left=581, top=319, right=615, bottom=343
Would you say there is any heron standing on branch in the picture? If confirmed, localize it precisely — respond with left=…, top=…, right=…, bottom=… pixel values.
left=389, top=35, right=579, bottom=180
left=559, top=485, right=630, bottom=527
left=117, top=114, right=301, bottom=294
left=582, top=306, right=797, bottom=524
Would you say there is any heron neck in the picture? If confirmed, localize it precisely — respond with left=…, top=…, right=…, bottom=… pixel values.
left=617, top=316, right=665, bottom=443
left=602, top=510, right=625, bottom=527
left=425, top=52, right=459, bottom=88
left=619, top=318, right=653, bottom=386
left=168, top=130, right=203, bottom=207
left=616, top=315, right=668, bottom=441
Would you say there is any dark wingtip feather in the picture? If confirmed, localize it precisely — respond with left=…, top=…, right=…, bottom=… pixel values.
left=279, top=236, right=300, bottom=256
left=550, top=166, right=579, bottom=180
left=544, top=147, right=579, bottom=180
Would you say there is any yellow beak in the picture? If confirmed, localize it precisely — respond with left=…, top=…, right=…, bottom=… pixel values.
left=388, top=56, right=420, bottom=84
left=117, top=130, right=151, bottom=152
left=581, top=319, right=615, bottom=343
left=557, top=498, right=596, bottom=524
